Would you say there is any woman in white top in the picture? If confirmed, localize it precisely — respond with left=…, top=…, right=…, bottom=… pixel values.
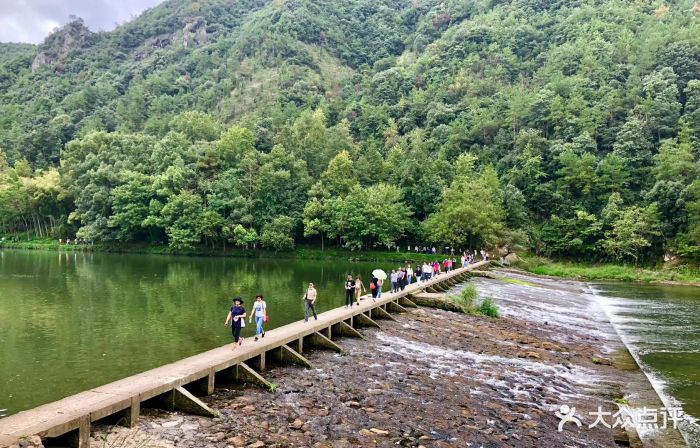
left=304, top=283, right=318, bottom=322
left=249, top=294, right=267, bottom=341
left=406, top=265, right=414, bottom=285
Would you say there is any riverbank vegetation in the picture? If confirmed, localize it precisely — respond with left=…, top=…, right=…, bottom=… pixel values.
left=0, top=236, right=451, bottom=263
left=451, top=285, right=501, bottom=317
left=516, top=255, right=700, bottom=284
left=0, top=0, right=699, bottom=265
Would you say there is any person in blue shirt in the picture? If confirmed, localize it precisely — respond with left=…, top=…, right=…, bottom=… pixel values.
left=224, top=297, right=246, bottom=348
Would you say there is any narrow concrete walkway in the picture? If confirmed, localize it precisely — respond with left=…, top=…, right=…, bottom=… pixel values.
left=0, top=261, right=489, bottom=447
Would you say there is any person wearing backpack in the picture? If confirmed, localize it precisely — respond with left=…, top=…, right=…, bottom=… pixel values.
left=249, top=294, right=267, bottom=341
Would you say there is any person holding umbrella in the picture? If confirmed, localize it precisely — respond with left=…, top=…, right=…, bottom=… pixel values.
left=372, top=269, right=387, bottom=299
left=370, top=275, right=379, bottom=301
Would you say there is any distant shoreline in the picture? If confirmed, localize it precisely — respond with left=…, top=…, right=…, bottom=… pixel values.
left=512, top=256, right=700, bottom=286
left=0, top=238, right=457, bottom=264
left=5, top=238, right=699, bottom=286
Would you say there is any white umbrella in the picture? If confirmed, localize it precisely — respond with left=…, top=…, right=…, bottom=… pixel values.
left=372, top=269, right=387, bottom=280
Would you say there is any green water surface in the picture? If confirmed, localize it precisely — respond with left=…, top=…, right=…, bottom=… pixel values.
left=594, top=282, right=700, bottom=426
left=0, top=249, right=400, bottom=415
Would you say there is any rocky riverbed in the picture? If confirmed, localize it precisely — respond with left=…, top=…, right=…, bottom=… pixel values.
left=84, top=272, right=679, bottom=448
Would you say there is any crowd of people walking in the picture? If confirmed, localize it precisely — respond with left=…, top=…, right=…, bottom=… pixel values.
left=224, top=248, right=489, bottom=348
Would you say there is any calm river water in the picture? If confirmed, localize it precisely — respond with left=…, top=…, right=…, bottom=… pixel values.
left=0, top=249, right=400, bottom=416
left=593, top=282, right=700, bottom=434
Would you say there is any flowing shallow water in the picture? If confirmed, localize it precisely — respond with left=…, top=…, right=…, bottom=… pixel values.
left=0, top=249, right=403, bottom=416
left=470, top=271, right=700, bottom=446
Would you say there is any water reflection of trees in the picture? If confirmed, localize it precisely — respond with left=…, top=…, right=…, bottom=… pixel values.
left=0, top=251, right=385, bottom=413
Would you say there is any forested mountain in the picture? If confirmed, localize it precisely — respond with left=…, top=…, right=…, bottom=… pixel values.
left=0, top=0, right=699, bottom=262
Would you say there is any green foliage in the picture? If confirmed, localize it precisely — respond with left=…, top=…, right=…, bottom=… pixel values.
left=260, top=215, right=295, bottom=251
left=170, top=112, right=222, bottom=143
left=450, top=284, right=500, bottom=317
left=424, top=162, right=506, bottom=249
left=0, top=0, right=698, bottom=262
left=599, top=205, right=663, bottom=263
left=452, top=284, right=477, bottom=311
left=477, top=298, right=500, bottom=318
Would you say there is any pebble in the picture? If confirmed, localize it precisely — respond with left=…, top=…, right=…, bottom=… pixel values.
left=289, top=418, right=304, bottom=430
left=370, top=428, right=389, bottom=436
left=162, top=419, right=183, bottom=428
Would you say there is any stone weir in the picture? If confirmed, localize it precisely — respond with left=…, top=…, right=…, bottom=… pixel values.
left=0, top=261, right=490, bottom=448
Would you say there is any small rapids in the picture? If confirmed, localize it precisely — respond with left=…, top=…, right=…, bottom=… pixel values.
left=464, top=271, right=699, bottom=447
left=374, top=332, right=609, bottom=413
left=464, top=273, right=619, bottom=349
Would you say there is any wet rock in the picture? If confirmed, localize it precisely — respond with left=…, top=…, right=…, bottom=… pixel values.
left=521, top=420, right=538, bottom=429
left=162, top=419, right=183, bottom=428
left=289, top=418, right=305, bottom=430
left=227, top=436, right=245, bottom=447
left=542, top=341, right=564, bottom=351
left=369, top=428, right=389, bottom=436
left=592, top=356, right=612, bottom=365
left=16, top=435, right=44, bottom=448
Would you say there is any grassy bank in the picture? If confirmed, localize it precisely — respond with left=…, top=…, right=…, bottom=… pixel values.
left=0, top=236, right=450, bottom=263
left=516, top=255, right=700, bottom=284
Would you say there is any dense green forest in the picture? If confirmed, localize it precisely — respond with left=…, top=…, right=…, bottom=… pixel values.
left=0, top=0, right=699, bottom=262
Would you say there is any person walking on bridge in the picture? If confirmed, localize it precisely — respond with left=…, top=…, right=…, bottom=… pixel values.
left=354, top=275, right=366, bottom=305
left=399, top=267, right=407, bottom=291
left=369, top=276, right=379, bottom=302
left=345, top=274, right=356, bottom=308
left=249, top=294, right=267, bottom=341
left=224, top=297, right=246, bottom=348
left=390, top=269, right=398, bottom=293
left=304, top=283, right=318, bottom=322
